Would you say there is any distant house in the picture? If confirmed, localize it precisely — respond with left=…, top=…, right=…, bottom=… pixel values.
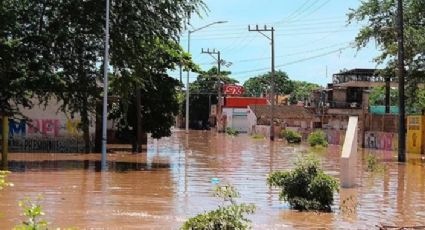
left=221, top=97, right=268, bottom=133
left=247, top=105, right=316, bottom=137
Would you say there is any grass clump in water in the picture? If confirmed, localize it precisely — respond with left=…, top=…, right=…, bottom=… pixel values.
left=366, top=154, right=385, bottom=173
left=280, top=129, right=302, bottom=143
left=225, top=127, right=239, bottom=136
left=251, top=134, right=265, bottom=140
left=267, top=155, right=339, bottom=212
left=181, top=185, right=255, bottom=230
left=307, top=130, right=328, bottom=147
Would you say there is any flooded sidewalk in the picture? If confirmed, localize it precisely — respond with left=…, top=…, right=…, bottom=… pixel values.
left=1, top=130, right=425, bottom=229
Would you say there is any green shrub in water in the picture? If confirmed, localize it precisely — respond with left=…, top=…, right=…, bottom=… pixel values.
left=13, top=195, right=49, bottom=230
left=307, top=130, right=328, bottom=147
left=366, top=154, right=385, bottom=172
left=280, top=130, right=302, bottom=143
left=267, top=155, right=339, bottom=212
left=181, top=185, right=255, bottom=230
left=225, top=127, right=239, bottom=136
left=0, top=171, right=12, bottom=190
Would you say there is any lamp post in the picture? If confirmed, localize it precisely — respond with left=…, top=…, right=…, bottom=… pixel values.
left=185, top=21, right=228, bottom=133
left=101, top=0, right=110, bottom=170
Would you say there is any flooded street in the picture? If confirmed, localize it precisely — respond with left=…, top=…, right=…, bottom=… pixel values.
left=1, top=130, right=425, bottom=229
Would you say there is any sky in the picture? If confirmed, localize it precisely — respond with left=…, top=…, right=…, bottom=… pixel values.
left=170, top=0, right=383, bottom=87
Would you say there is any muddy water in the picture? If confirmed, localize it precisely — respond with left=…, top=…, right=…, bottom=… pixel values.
left=1, top=130, right=425, bottom=229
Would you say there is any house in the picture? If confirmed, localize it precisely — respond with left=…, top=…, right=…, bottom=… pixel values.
left=308, top=68, right=397, bottom=146
left=247, top=104, right=316, bottom=138
left=221, top=97, right=268, bottom=133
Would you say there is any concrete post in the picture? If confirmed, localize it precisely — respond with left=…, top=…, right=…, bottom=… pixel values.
left=340, top=116, right=358, bottom=188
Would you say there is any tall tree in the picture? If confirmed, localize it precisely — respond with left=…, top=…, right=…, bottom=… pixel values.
left=243, top=70, right=294, bottom=97
left=109, top=38, right=196, bottom=148
left=0, top=0, right=58, bottom=118
left=290, top=81, right=320, bottom=104
left=348, top=0, right=425, bottom=109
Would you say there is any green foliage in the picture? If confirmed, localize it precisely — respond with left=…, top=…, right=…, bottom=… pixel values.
left=267, top=156, right=339, bottom=212
left=307, top=130, right=328, bottom=147
left=243, top=70, right=293, bottom=97
left=225, top=127, right=239, bottom=136
left=368, top=86, right=399, bottom=106
left=181, top=185, right=255, bottom=230
left=0, top=171, right=12, bottom=190
left=290, top=81, right=320, bottom=105
left=251, top=134, right=265, bottom=140
left=366, top=154, right=385, bottom=173
left=14, top=196, right=48, bottom=230
left=280, top=130, right=302, bottom=143
left=348, top=0, right=425, bottom=110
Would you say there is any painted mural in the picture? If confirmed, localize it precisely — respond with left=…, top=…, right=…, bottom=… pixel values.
left=0, top=118, right=88, bottom=153
left=364, top=131, right=398, bottom=151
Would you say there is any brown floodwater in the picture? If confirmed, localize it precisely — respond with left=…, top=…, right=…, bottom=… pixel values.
left=1, top=130, right=425, bottom=229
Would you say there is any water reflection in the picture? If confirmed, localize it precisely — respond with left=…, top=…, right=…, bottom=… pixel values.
left=7, top=160, right=171, bottom=172
left=0, top=130, right=425, bottom=229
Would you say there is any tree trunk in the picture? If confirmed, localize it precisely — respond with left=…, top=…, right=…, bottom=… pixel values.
left=1, top=116, right=8, bottom=170
left=94, top=101, right=102, bottom=153
left=81, top=98, right=91, bottom=154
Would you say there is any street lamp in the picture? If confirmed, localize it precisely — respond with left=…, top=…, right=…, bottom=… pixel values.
left=185, top=20, right=228, bottom=133
left=101, top=0, right=110, bottom=170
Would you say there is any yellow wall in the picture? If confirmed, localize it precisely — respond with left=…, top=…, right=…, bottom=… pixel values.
left=407, top=115, right=425, bottom=154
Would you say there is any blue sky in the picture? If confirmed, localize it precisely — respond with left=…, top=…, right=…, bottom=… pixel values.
left=170, top=0, right=382, bottom=86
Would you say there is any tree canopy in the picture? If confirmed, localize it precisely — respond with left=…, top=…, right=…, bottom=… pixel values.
left=348, top=0, right=425, bottom=109
left=243, top=70, right=293, bottom=97
left=0, top=0, right=206, bottom=153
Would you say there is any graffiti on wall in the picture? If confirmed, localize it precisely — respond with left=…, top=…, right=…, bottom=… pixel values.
left=4, top=118, right=81, bottom=137
left=0, top=118, right=87, bottom=153
left=364, top=131, right=398, bottom=151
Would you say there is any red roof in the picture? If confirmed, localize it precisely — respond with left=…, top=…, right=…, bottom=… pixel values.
left=224, top=97, right=269, bottom=108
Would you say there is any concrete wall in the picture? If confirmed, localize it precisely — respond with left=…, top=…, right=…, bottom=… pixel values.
left=333, top=88, right=347, bottom=103
left=0, top=99, right=95, bottom=153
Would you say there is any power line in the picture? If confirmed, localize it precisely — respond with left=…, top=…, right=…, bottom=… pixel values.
left=231, top=45, right=351, bottom=76
left=181, top=28, right=357, bottom=41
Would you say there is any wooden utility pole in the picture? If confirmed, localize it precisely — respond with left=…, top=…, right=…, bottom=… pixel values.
left=201, top=48, right=222, bottom=132
left=396, top=0, right=406, bottom=162
left=249, top=25, right=276, bottom=141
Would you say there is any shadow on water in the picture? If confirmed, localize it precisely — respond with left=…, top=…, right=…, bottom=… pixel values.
left=7, top=160, right=171, bottom=173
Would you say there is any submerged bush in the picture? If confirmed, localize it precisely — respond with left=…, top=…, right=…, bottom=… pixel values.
left=0, top=171, right=12, bottom=190
left=14, top=196, right=48, bottom=230
left=181, top=185, right=255, bottom=230
left=307, top=130, right=328, bottom=147
left=267, top=155, right=339, bottom=212
left=280, top=130, right=302, bottom=143
left=225, top=127, right=239, bottom=136
left=366, top=154, right=385, bottom=173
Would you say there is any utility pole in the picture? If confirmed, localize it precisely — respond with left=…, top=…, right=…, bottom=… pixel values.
left=249, top=25, right=276, bottom=141
left=201, top=48, right=222, bottom=132
left=185, top=21, right=228, bottom=134
left=396, top=0, right=406, bottom=162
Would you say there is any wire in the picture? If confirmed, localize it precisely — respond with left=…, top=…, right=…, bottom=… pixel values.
left=231, top=45, right=351, bottom=76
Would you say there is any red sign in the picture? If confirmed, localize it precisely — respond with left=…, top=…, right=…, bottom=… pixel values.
left=223, top=85, right=244, bottom=95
